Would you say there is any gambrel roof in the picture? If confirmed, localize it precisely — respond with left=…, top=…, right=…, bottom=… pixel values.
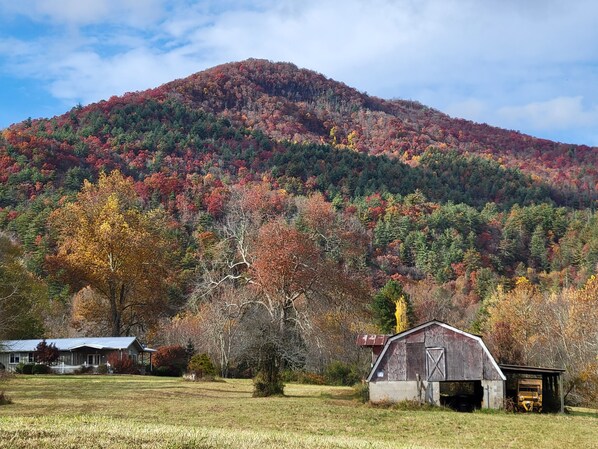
left=366, top=320, right=506, bottom=381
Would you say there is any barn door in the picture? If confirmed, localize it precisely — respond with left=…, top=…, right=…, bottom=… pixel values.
left=426, top=347, right=446, bottom=381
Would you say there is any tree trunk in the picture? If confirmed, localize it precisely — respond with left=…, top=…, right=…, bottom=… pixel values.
left=109, top=283, right=122, bottom=337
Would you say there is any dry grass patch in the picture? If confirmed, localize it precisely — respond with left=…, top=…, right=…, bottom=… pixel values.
left=0, top=375, right=596, bottom=448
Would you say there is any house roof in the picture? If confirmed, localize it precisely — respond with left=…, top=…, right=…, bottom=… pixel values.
left=366, top=320, right=506, bottom=382
left=0, top=337, right=150, bottom=353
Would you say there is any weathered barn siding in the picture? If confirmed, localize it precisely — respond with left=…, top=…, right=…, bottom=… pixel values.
left=371, top=324, right=503, bottom=382
left=481, top=380, right=505, bottom=409
left=367, top=321, right=506, bottom=409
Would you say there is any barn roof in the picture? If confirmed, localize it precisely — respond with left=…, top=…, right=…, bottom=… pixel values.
left=366, top=320, right=506, bottom=381
left=0, top=337, right=150, bottom=353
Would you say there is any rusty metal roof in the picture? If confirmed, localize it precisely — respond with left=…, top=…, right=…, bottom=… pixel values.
left=499, top=364, right=565, bottom=375
left=356, top=334, right=390, bottom=347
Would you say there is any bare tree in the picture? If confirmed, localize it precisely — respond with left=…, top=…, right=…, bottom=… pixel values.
left=191, top=185, right=371, bottom=395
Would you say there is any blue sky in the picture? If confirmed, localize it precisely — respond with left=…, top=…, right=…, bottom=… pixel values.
left=1, top=0, right=598, bottom=146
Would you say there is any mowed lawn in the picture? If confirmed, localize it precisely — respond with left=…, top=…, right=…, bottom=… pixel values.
left=0, top=376, right=597, bottom=449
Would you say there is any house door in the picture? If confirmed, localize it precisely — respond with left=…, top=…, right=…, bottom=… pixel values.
left=87, top=354, right=100, bottom=366
left=426, top=347, right=446, bottom=381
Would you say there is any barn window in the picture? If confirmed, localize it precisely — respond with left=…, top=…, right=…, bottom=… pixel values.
left=426, top=347, right=446, bottom=381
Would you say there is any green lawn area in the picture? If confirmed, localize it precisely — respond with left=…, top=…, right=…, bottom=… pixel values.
left=0, top=375, right=596, bottom=448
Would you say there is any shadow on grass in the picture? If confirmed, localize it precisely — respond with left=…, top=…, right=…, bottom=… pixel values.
left=569, top=409, right=598, bottom=418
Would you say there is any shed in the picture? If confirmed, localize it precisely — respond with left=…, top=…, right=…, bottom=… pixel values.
left=356, top=334, right=389, bottom=364
left=499, top=364, right=565, bottom=413
left=366, top=320, right=505, bottom=410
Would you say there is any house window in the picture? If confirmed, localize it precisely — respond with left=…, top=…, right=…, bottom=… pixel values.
left=9, top=353, right=20, bottom=364
left=87, top=354, right=101, bottom=365
left=27, top=353, right=35, bottom=363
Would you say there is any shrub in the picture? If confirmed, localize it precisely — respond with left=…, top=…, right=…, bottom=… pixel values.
left=74, top=365, right=94, bottom=375
left=281, top=369, right=298, bottom=382
left=154, top=345, right=187, bottom=375
left=32, top=364, right=51, bottom=375
left=353, top=382, right=369, bottom=403
left=96, top=364, right=109, bottom=374
left=281, top=370, right=325, bottom=385
left=187, top=354, right=217, bottom=379
left=107, top=352, right=138, bottom=374
left=153, top=366, right=181, bottom=377
left=0, top=391, right=12, bottom=406
left=253, top=370, right=284, bottom=397
left=324, top=361, right=361, bottom=386
left=14, top=363, right=25, bottom=374
left=21, top=364, right=35, bottom=375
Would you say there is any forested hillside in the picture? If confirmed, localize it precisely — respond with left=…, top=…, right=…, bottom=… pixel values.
left=0, top=60, right=596, bottom=403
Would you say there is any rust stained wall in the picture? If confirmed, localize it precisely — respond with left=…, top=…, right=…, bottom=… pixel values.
left=376, top=323, right=502, bottom=382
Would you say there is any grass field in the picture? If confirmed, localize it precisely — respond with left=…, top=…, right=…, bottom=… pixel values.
left=0, top=376, right=597, bottom=448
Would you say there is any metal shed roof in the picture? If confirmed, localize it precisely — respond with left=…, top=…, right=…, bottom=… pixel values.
left=0, top=337, right=149, bottom=353
left=499, top=364, right=565, bottom=375
left=356, top=334, right=390, bottom=347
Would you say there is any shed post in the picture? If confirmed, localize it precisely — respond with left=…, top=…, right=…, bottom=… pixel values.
left=558, top=374, right=564, bottom=413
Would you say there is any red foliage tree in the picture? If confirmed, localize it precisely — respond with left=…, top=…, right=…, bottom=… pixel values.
left=106, top=352, right=138, bottom=374
left=34, top=339, right=60, bottom=365
left=153, top=345, right=187, bottom=372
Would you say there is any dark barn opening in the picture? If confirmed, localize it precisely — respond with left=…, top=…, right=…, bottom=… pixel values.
left=440, top=381, right=483, bottom=412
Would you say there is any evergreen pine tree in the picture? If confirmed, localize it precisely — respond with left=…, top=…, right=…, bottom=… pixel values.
left=372, top=280, right=414, bottom=334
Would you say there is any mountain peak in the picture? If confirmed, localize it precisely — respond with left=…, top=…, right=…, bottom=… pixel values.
left=6, top=59, right=598, bottom=198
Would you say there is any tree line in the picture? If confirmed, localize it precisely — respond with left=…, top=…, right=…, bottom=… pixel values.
left=1, top=170, right=596, bottom=403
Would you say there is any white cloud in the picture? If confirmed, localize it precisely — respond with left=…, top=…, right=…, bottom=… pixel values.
left=46, top=48, right=202, bottom=104
left=445, top=99, right=489, bottom=123
left=1, top=0, right=598, bottom=144
left=498, top=96, right=598, bottom=131
left=0, top=0, right=166, bottom=27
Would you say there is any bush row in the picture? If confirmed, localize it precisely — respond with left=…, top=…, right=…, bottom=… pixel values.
left=14, top=363, right=52, bottom=374
left=282, top=362, right=364, bottom=386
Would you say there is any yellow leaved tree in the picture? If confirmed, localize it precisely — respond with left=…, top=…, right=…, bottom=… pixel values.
left=395, top=296, right=409, bottom=334
left=50, top=171, right=176, bottom=337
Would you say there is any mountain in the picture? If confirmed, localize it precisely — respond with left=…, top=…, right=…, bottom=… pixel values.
left=157, top=59, right=596, bottom=197
left=1, top=59, right=595, bottom=218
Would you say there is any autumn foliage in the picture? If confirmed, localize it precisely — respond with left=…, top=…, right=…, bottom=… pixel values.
left=153, top=345, right=187, bottom=375
left=0, top=59, right=597, bottom=404
left=34, top=339, right=60, bottom=365
left=49, top=171, right=176, bottom=337
left=106, top=352, right=138, bottom=374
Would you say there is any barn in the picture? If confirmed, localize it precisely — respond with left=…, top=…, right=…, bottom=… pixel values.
left=361, top=320, right=565, bottom=412
left=363, top=320, right=505, bottom=410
